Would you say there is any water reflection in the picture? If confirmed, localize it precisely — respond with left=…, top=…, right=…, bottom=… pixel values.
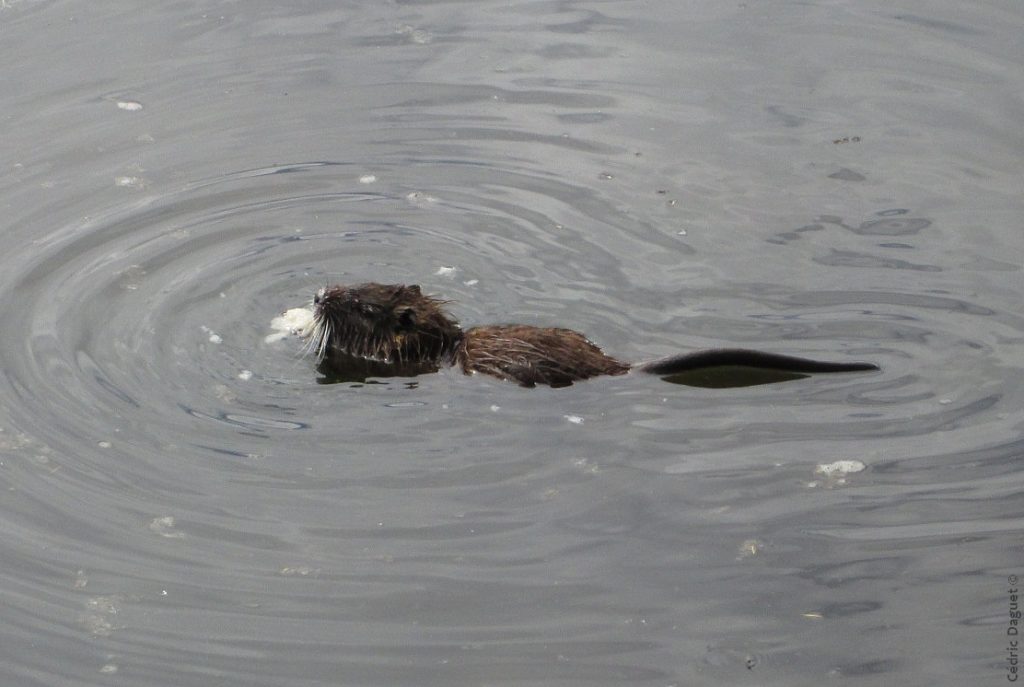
left=0, top=0, right=1020, bottom=685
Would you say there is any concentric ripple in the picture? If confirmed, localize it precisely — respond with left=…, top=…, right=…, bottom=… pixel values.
left=0, top=156, right=729, bottom=685
left=2, top=154, right=1021, bottom=687
left=3, top=0, right=1023, bottom=683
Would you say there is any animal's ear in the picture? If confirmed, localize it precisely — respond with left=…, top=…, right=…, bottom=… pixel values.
left=406, top=285, right=421, bottom=295
left=398, top=307, right=416, bottom=329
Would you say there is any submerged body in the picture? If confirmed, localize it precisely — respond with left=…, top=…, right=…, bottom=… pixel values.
left=305, top=283, right=878, bottom=388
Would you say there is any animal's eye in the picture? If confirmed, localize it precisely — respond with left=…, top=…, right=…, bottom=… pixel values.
left=398, top=308, right=416, bottom=329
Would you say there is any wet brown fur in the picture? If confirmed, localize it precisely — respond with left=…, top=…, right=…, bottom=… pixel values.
left=310, top=283, right=460, bottom=367
left=457, top=325, right=630, bottom=387
left=308, top=282, right=877, bottom=387
left=309, top=283, right=628, bottom=387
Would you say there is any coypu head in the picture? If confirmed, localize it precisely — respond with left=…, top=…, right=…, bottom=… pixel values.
left=308, top=283, right=462, bottom=364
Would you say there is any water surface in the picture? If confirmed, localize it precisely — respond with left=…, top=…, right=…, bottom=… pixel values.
left=1, top=1, right=1022, bottom=685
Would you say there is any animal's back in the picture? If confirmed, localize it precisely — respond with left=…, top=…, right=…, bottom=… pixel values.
left=457, top=325, right=630, bottom=387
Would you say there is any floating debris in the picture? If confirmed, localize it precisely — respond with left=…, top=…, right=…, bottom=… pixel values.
left=396, top=25, right=432, bottom=44
left=200, top=326, right=222, bottom=344
left=736, top=539, right=763, bottom=559
left=267, top=307, right=315, bottom=344
left=811, top=459, right=867, bottom=487
left=149, top=516, right=185, bottom=539
left=815, top=460, right=866, bottom=477
left=114, top=176, right=144, bottom=188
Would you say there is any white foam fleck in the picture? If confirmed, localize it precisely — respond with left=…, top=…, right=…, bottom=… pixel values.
left=406, top=191, right=438, bottom=205
left=116, top=100, right=143, bottom=111
left=80, top=596, right=122, bottom=636
left=736, top=539, right=763, bottom=559
left=280, top=566, right=320, bottom=577
left=813, top=460, right=867, bottom=487
left=201, top=326, right=222, bottom=344
left=149, top=516, right=184, bottom=539
left=396, top=25, right=432, bottom=44
left=358, top=174, right=377, bottom=184
left=815, top=460, right=866, bottom=476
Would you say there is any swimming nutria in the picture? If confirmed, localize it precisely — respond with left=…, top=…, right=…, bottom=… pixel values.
left=305, top=283, right=878, bottom=388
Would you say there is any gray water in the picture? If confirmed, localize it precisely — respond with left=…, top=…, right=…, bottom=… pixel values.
left=2, top=1, right=1022, bottom=685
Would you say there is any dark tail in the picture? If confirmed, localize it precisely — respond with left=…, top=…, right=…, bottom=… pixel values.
left=638, top=349, right=879, bottom=376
